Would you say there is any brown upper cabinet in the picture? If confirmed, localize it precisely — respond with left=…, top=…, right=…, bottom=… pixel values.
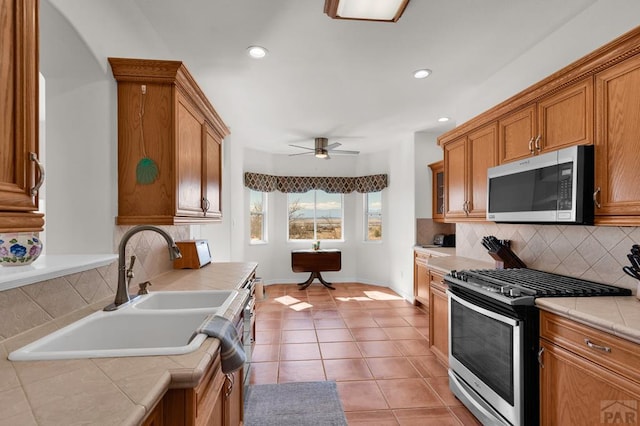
left=594, top=54, right=640, bottom=225
left=109, top=58, right=229, bottom=225
left=428, top=160, right=444, bottom=222
left=443, top=123, right=498, bottom=221
left=0, top=0, right=44, bottom=232
left=498, top=78, right=593, bottom=164
left=439, top=25, right=640, bottom=226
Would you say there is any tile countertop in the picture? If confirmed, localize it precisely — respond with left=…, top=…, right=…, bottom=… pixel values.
left=413, top=245, right=456, bottom=257
left=0, top=261, right=257, bottom=426
left=424, top=254, right=494, bottom=275
left=536, top=296, right=640, bottom=345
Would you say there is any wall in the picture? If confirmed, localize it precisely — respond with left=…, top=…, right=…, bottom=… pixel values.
left=414, top=132, right=444, bottom=218
left=457, top=223, right=639, bottom=293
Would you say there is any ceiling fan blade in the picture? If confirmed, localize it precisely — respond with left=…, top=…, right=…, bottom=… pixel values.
left=326, top=142, right=342, bottom=150
left=288, top=151, right=314, bottom=156
left=289, top=144, right=314, bottom=151
left=329, top=149, right=360, bottom=155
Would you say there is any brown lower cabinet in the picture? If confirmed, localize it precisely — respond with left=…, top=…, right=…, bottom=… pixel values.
left=428, top=270, right=448, bottom=367
left=413, top=251, right=429, bottom=306
left=142, top=353, right=243, bottom=426
left=539, top=311, right=640, bottom=425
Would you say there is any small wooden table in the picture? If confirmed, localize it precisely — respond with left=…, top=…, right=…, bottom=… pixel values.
left=291, top=249, right=341, bottom=290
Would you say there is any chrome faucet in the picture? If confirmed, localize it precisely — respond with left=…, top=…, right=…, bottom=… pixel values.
left=104, top=225, right=182, bottom=311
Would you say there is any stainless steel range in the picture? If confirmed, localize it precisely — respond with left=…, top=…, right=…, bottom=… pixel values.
left=446, top=268, right=631, bottom=426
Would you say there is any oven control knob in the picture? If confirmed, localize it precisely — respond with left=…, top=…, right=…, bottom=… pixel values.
left=509, top=288, right=522, bottom=297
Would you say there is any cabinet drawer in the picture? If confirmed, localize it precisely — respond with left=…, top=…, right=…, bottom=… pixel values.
left=194, top=355, right=225, bottom=425
left=415, top=251, right=430, bottom=262
left=540, top=311, right=640, bottom=383
left=429, top=270, right=445, bottom=291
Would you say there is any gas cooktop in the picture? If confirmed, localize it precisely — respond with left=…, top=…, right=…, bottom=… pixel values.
left=446, top=268, right=632, bottom=306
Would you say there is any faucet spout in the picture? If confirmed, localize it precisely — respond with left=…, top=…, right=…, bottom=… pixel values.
left=105, top=225, right=182, bottom=311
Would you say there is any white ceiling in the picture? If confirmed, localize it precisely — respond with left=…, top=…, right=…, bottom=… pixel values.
left=47, top=0, right=599, bottom=155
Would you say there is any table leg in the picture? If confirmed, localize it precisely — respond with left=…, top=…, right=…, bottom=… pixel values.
left=297, top=272, right=335, bottom=290
left=317, top=272, right=335, bottom=290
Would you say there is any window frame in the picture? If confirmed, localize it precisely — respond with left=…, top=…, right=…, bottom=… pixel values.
left=287, top=190, right=344, bottom=242
left=249, top=190, right=268, bottom=244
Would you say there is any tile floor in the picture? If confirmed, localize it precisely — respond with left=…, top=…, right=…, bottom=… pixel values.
left=248, top=282, right=481, bottom=425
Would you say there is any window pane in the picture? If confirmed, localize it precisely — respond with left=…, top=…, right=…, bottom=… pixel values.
left=316, top=191, right=342, bottom=240
left=366, top=191, right=382, bottom=241
left=288, top=192, right=315, bottom=240
left=250, top=191, right=266, bottom=242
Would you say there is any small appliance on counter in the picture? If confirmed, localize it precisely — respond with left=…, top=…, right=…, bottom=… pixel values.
left=173, top=240, right=212, bottom=269
left=433, top=233, right=456, bottom=247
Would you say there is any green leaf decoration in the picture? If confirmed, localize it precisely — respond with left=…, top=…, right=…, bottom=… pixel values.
left=136, top=157, right=159, bottom=185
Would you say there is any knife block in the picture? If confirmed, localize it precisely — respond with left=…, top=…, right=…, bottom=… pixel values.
left=488, top=247, right=527, bottom=269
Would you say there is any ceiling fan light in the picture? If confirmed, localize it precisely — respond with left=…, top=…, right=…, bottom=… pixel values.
left=315, top=149, right=329, bottom=159
left=324, top=0, right=410, bottom=22
left=247, top=45, right=268, bottom=59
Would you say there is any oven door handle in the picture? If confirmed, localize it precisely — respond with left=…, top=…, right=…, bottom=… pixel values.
left=449, top=371, right=512, bottom=426
left=447, top=291, right=520, bottom=326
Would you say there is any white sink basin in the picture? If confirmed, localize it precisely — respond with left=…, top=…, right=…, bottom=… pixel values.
left=8, top=290, right=239, bottom=361
left=8, top=310, right=212, bottom=361
left=132, top=290, right=237, bottom=312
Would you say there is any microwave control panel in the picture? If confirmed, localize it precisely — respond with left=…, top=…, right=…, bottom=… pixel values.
left=557, top=162, right=573, bottom=211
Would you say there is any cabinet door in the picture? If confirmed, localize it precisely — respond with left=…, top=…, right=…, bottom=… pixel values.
left=223, top=369, right=243, bottom=426
left=177, top=97, right=205, bottom=217
left=443, top=137, right=467, bottom=219
left=0, top=0, right=43, bottom=231
left=538, top=78, right=593, bottom=153
left=414, top=255, right=429, bottom=306
left=467, top=123, right=498, bottom=218
left=429, top=273, right=448, bottom=367
left=428, top=161, right=444, bottom=222
left=539, top=340, right=640, bottom=426
left=594, top=55, right=640, bottom=221
left=498, top=105, right=537, bottom=163
left=203, top=123, right=222, bottom=218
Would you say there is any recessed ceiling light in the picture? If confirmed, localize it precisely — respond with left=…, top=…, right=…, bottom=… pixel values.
left=437, top=117, right=450, bottom=122
left=247, top=46, right=268, bottom=59
left=413, top=69, right=431, bottom=79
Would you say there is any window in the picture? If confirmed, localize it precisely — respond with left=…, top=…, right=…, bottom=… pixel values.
left=249, top=190, right=267, bottom=243
left=288, top=190, right=343, bottom=240
left=365, top=191, right=382, bottom=241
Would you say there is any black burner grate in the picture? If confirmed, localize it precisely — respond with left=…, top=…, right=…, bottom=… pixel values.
left=465, top=268, right=632, bottom=297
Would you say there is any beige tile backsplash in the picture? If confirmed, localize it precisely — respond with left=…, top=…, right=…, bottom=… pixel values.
left=0, top=225, right=190, bottom=341
left=457, top=222, right=640, bottom=293
left=416, top=218, right=455, bottom=245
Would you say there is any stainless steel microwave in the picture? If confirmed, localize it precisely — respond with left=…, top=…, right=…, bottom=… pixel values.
left=487, top=145, right=594, bottom=224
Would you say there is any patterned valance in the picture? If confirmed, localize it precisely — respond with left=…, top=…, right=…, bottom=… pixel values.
left=244, top=172, right=388, bottom=194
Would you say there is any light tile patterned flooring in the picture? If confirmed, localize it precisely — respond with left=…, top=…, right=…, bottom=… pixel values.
left=249, top=283, right=481, bottom=425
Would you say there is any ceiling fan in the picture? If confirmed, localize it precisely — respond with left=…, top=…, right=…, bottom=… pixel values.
left=288, top=137, right=360, bottom=159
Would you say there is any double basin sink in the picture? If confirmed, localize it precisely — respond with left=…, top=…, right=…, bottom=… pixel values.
left=9, top=290, right=238, bottom=361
